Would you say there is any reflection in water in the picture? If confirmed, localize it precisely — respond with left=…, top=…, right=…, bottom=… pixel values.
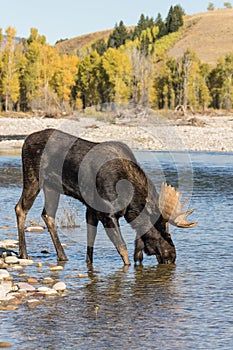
left=10, top=265, right=179, bottom=350
left=0, top=152, right=233, bottom=349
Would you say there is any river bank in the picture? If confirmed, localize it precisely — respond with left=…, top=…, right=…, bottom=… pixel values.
left=0, top=113, right=233, bottom=153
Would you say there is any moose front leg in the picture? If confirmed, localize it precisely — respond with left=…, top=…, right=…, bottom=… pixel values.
left=101, top=215, right=130, bottom=266
left=86, top=208, right=98, bottom=264
left=134, top=237, right=144, bottom=264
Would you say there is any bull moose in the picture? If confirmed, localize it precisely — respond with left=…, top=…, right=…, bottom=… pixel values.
left=15, top=128, right=197, bottom=265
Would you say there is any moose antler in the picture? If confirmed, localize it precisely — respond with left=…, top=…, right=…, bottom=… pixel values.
left=158, top=182, right=197, bottom=228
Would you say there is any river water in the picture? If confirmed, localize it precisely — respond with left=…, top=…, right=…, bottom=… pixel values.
left=0, top=151, right=232, bottom=349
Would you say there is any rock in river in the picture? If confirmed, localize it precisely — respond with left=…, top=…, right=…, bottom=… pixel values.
left=4, top=256, right=19, bottom=264
left=53, top=282, right=66, bottom=292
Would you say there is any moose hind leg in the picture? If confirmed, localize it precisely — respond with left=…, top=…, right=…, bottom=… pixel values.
left=102, top=215, right=130, bottom=265
left=41, top=186, right=67, bottom=261
left=86, top=208, right=98, bottom=264
left=15, top=186, right=40, bottom=259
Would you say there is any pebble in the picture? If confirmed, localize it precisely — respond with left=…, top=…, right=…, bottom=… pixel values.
left=9, top=265, right=23, bottom=271
left=0, top=239, right=18, bottom=248
left=27, top=277, right=38, bottom=284
left=50, top=265, right=64, bottom=271
left=0, top=285, right=9, bottom=300
left=25, top=226, right=45, bottom=232
left=44, top=288, right=58, bottom=296
left=53, top=282, right=66, bottom=292
left=0, top=304, right=18, bottom=311
left=18, top=259, right=34, bottom=265
left=0, top=269, right=10, bottom=280
left=0, top=282, right=12, bottom=294
left=37, top=286, right=57, bottom=295
left=17, top=282, right=36, bottom=292
left=37, top=286, right=50, bottom=293
left=4, top=256, right=19, bottom=264
left=36, top=262, right=43, bottom=268
left=27, top=299, right=42, bottom=307
left=42, top=277, right=54, bottom=284
left=0, top=341, right=12, bottom=348
left=41, top=249, right=50, bottom=254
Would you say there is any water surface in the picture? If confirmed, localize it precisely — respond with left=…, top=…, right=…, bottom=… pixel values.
left=0, top=151, right=232, bottom=349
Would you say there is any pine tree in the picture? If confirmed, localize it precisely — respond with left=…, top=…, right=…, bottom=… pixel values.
left=207, top=2, right=215, bottom=11
left=91, top=39, right=107, bottom=56
left=166, top=5, right=184, bottom=34
left=155, top=13, right=167, bottom=38
left=133, top=14, right=155, bottom=39
left=107, top=21, right=129, bottom=49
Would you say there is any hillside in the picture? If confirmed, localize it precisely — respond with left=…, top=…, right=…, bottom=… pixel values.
left=168, top=9, right=233, bottom=66
left=56, top=9, right=233, bottom=66
left=56, top=29, right=113, bottom=53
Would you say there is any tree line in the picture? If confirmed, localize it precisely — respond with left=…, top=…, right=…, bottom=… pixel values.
left=0, top=5, right=232, bottom=115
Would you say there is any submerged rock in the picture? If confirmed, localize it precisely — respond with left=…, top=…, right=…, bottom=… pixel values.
left=27, top=298, right=42, bottom=307
left=50, top=265, right=63, bottom=271
left=42, top=277, right=54, bottom=284
left=0, top=341, right=12, bottom=347
left=18, top=259, right=34, bottom=266
left=25, top=226, right=45, bottom=232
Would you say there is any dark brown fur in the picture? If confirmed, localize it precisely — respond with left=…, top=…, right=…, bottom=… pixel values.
left=15, top=129, right=176, bottom=265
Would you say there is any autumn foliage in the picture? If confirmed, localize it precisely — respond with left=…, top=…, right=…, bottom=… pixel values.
left=0, top=5, right=233, bottom=114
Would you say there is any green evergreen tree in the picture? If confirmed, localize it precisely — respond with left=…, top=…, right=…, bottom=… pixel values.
left=166, top=5, right=184, bottom=34
left=133, top=14, right=155, bottom=39
left=91, top=38, right=107, bottom=56
left=224, top=2, right=232, bottom=8
left=107, top=21, right=129, bottom=49
left=76, top=51, right=101, bottom=108
left=155, top=13, right=167, bottom=38
left=207, top=2, right=215, bottom=11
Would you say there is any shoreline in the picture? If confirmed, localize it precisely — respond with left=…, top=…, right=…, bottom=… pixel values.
left=0, top=114, right=233, bottom=154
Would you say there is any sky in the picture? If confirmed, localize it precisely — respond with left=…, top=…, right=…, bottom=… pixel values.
left=0, top=0, right=228, bottom=44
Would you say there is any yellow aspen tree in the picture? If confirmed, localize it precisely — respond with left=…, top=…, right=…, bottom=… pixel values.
left=23, top=28, right=47, bottom=109
left=23, top=28, right=58, bottom=111
left=101, top=48, right=132, bottom=104
left=51, top=53, right=79, bottom=111
left=1, top=27, right=20, bottom=111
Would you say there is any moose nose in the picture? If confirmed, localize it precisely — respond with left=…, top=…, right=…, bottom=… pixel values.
left=163, top=249, right=176, bottom=264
